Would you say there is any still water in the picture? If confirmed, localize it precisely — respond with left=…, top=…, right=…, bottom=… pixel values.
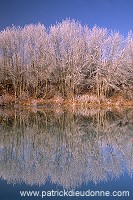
left=0, top=107, right=133, bottom=199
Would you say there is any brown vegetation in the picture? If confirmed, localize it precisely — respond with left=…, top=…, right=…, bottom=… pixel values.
left=0, top=92, right=133, bottom=108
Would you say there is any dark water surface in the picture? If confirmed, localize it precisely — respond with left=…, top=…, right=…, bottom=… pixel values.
left=0, top=107, right=133, bottom=199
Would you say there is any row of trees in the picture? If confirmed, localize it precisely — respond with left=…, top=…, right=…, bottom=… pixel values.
left=0, top=19, right=133, bottom=101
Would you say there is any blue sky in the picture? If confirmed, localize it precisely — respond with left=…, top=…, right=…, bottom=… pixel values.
left=0, top=0, right=133, bottom=35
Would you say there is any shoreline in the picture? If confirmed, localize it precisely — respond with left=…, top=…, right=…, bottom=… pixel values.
left=0, top=93, right=133, bottom=108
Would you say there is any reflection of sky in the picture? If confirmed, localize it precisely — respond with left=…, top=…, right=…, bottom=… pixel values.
left=0, top=174, right=132, bottom=200
left=102, top=144, right=126, bottom=174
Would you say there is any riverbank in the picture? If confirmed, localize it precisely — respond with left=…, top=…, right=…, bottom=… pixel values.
left=0, top=92, right=133, bottom=108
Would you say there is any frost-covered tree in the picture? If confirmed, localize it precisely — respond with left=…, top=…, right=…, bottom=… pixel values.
left=49, top=19, right=87, bottom=98
left=0, top=20, right=132, bottom=101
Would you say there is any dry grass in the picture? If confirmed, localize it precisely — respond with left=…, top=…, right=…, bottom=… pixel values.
left=0, top=92, right=133, bottom=108
left=0, top=94, right=15, bottom=106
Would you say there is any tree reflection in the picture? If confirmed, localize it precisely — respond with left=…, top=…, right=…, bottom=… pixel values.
left=0, top=108, right=133, bottom=189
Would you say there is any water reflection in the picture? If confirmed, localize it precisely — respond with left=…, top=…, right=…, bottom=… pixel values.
left=0, top=107, right=133, bottom=189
